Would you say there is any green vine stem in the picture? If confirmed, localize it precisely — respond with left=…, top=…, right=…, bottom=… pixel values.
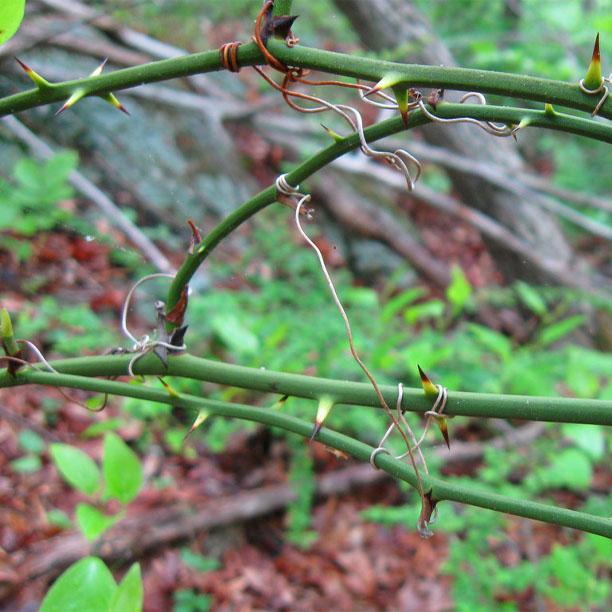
left=2, top=41, right=610, bottom=120
left=4, top=367, right=612, bottom=539
left=165, top=105, right=612, bottom=314
left=4, top=353, right=612, bottom=425
left=271, top=0, right=293, bottom=17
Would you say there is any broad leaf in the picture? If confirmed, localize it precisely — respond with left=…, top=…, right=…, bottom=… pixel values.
left=446, top=265, right=472, bottom=315
left=76, top=503, right=120, bottom=541
left=561, top=424, right=605, bottom=461
left=103, top=433, right=143, bottom=504
left=49, top=443, right=100, bottom=495
left=0, top=0, right=26, bottom=47
left=109, top=563, right=143, bottom=612
left=40, top=557, right=117, bottom=612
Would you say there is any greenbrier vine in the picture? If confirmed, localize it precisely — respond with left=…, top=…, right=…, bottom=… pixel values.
left=2, top=0, right=612, bottom=540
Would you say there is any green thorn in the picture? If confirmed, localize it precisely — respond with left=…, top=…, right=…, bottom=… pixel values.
left=100, top=92, right=130, bottom=115
left=417, top=365, right=438, bottom=398
left=311, top=395, right=335, bottom=441
left=15, top=58, right=52, bottom=89
left=56, top=89, right=87, bottom=115
left=1, top=307, right=19, bottom=357
left=392, top=85, right=410, bottom=128
left=184, top=409, right=210, bottom=439
left=583, top=33, right=602, bottom=91
left=364, top=72, right=405, bottom=97
left=320, top=123, right=344, bottom=142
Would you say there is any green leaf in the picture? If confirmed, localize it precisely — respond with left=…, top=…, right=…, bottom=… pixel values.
left=18, top=429, right=46, bottom=454
left=81, top=417, right=124, bottom=439
left=381, top=286, right=426, bottom=323
left=561, top=424, right=605, bottom=461
left=11, top=454, right=42, bottom=473
left=515, top=281, right=547, bottom=316
left=343, top=286, right=378, bottom=308
left=180, top=548, right=221, bottom=573
left=103, top=433, right=143, bottom=504
left=75, top=503, right=119, bottom=541
left=46, top=509, right=72, bottom=530
left=211, top=312, right=259, bottom=356
left=548, top=448, right=592, bottom=489
left=40, top=557, right=117, bottom=612
left=0, top=0, right=26, bottom=47
left=109, top=563, right=143, bottom=612
left=446, top=265, right=472, bottom=315
left=537, top=315, right=586, bottom=347
left=13, top=158, right=42, bottom=189
left=466, top=323, right=512, bottom=362
left=404, top=299, right=445, bottom=324
left=49, top=443, right=100, bottom=495
left=585, top=532, right=612, bottom=561
left=44, top=151, right=79, bottom=185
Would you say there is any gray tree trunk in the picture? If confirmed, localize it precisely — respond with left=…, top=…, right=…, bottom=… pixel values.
left=332, top=0, right=574, bottom=284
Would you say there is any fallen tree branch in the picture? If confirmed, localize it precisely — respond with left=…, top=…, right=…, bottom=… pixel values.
left=13, top=422, right=545, bottom=584
left=315, top=175, right=451, bottom=286
left=330, top=158, right=611, bottom=294
left=394, top=139, right=612, bottom=215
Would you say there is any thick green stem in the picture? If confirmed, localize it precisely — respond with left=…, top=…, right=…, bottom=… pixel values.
left=2, top=41, right=610, bottom=120
left=6, top=368, right=612, bottom=539
left=6, top=353, right=612, bottom=425
left=267, top=40, right=612, bottom=120
left=166, top=104, right=612, bottom=313
left=272, top=0, right=293, bottom=17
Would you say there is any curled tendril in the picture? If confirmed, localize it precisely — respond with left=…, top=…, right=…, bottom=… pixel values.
left=120, top=273, right=187, bottom=379
left=415, top=91, right=514, bottom=137
left=259, top=68, right=422, bottom=191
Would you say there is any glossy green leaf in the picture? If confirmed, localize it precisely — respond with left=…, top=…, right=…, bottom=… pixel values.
left=103, top=433, right=143, bottom=504
left=109, top=563, right=143, bottom=612
left=0, top=0, right=26, bottom=47
left=39, top=557, right=117, bottom=612
left=76, top=503, right=119, bottom=541
left=49, top=443, right=100, bottom=495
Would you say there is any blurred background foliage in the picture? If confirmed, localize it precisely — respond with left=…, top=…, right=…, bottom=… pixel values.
left=1, top=0, right=612, bottom=610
